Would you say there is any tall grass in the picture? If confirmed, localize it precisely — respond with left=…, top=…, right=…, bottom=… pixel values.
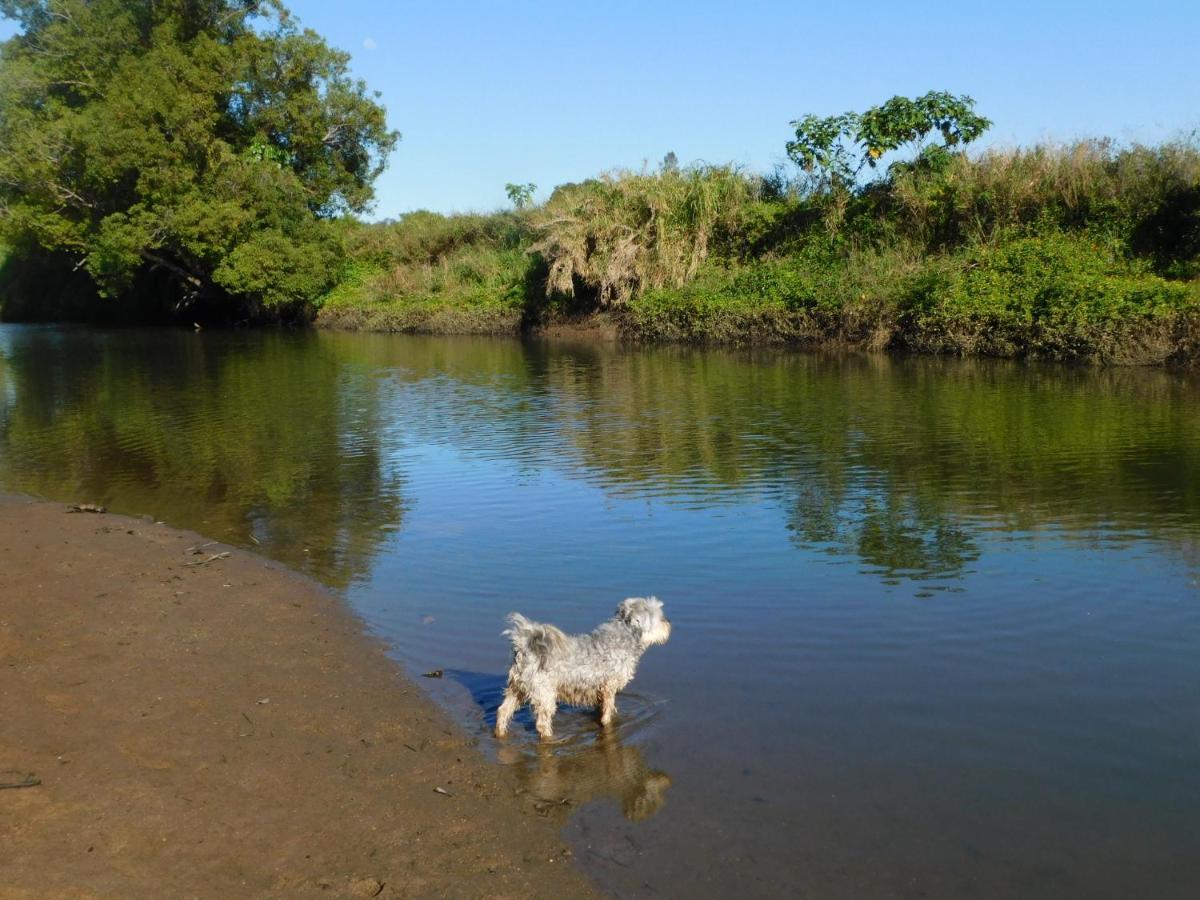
left=889, top=140, right=1200, bottom=269
left=531, top=165, right=761, bottom=306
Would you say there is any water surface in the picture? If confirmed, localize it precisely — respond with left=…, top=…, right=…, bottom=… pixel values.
left=1, top=326, right=1198, bottom=897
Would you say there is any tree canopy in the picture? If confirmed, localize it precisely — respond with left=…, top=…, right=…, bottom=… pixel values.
left=0, top=0, right=398, bottom=316
left=787, top=91, right=990, bottom=190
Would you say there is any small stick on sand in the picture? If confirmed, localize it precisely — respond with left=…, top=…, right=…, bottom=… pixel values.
left=186, top=552, right=231, bottom=567
left=0, top=771, right=41, bottom=790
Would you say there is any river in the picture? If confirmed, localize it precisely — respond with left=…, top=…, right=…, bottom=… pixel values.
left=2, top=325, right=1198, bottom=897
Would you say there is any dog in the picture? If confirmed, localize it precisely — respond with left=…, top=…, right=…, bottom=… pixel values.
left=494, top=597, right=671, bottom=740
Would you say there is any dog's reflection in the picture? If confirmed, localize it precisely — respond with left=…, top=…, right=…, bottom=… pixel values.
left=440, top=669, right=672, bottom=822
left=497, top=728, right=672, bottom=822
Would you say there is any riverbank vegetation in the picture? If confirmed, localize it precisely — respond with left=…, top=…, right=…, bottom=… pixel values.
left=1, top=4, right=1197, bottom=364
left=319, top=133, right=1200, bottom=365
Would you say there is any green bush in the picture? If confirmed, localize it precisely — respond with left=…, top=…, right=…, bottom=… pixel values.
left=323, top=212, right=537, bottom=313
left=899, top=232, right=1200, bottom=360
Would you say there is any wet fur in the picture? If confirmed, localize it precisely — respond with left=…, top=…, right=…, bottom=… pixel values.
left=495, top=597, right=671, bottom=740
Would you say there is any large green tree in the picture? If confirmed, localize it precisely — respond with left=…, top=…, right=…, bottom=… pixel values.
left=0, top=0, right=398, bottom=316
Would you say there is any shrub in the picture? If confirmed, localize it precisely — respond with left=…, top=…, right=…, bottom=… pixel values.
left=531, top=165, right=760, bottom=306
left=325, top=211, right=536, bottom=312
left=899, top=232, right=1200, bottom=360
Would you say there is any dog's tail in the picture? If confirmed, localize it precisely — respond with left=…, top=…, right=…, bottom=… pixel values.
left=503, top=613, right=568, bottom=670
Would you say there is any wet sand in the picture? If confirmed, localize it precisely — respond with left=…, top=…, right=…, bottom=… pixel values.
left=0, top=494, right=593, bottom=898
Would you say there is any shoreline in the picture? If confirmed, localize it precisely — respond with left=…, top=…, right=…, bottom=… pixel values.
left=312, top=305, right=1200, bottom=368
left=0, top=494, right=593, bottom=898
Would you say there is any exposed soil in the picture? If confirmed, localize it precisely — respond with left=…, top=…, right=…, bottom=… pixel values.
left=0, top=494, right=593, bottom=898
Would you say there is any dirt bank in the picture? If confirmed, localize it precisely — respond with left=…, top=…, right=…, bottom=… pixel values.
left=0, top=495, right=593, bottom=898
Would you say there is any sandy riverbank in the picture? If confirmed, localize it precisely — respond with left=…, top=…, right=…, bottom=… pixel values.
left=0, top=495, right=593, bottom=898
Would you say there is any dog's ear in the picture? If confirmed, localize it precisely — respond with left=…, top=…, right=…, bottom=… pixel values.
left=617, top=597, right=654, bottom=632
left=617, top=598, right=642, bottom=625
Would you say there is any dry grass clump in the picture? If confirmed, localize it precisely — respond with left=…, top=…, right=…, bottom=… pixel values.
left=531, top=165, right=760, bottom=307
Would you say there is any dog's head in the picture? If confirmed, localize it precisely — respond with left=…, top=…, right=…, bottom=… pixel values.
left=616, top=596, right=672, bottom=648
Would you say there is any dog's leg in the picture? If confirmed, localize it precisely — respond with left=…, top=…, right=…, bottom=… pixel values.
left=599, top=688, right=617, bottom=728
left=495, top=687, right=520, bottom=738
left=532, top=695, right=556, bottom=741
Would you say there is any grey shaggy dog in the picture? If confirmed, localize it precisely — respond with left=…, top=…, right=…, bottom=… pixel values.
left=495, top=597, right=672, bottom=740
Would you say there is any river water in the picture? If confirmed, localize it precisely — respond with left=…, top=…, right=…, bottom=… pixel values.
left=1, top=325, right=1198, bottom=898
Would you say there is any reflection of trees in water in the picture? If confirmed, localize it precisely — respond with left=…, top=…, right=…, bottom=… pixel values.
left=3, top=328, right=1198, bottom=587
left=307, top=335, right=1200, bottom=583
left=788, top=484, right=979, bottom=581
left=535, top=345, right=1200, bottom=580
left=0, top=329, right=404, bottom=589
left=497, top=730, right=672, bottom=822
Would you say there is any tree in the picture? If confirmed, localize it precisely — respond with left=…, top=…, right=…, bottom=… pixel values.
left=786, top=91, right=990, bottom=191
left=0, top=0, right=399, bottom=317
left=505, top=182, right=537, bottom=210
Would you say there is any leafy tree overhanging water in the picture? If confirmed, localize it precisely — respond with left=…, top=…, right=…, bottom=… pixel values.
left=0, top=0, right=397, bottom=316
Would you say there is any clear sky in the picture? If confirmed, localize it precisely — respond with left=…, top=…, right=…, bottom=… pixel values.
left=5, top=1, right=1199, bottom=218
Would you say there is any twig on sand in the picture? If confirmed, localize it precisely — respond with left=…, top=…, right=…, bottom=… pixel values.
left=67, top=504, right=106, bottom=514
left=433, top=786, right=452, bottom=797
left=532, top=797, right=572, bottom=815
left=185, top=541, right=218, bottom=554
left=0, top=771, right=41, bottom=790
left=186, top=551, right=231, bottom=567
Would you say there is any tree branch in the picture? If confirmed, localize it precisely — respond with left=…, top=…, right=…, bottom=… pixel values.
left=139, top=250, right=204, bottom=289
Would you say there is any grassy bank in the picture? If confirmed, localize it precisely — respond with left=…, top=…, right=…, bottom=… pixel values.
left=315, top=140, right=1200, bottom=366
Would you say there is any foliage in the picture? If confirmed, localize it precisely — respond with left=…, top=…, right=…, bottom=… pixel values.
left=897, top=231, right=1199, bottom=360
left=504, top=182, right=537, bottom=210
left=531, top=165, right=760, bottom=307
left=787, top=91, right=990, bottom=190
left=889, top=140, right=1200, bottom=267
left=319, top=211, right=537, bottom=326
left=0, top=0, right=398, bottom=317
left=320, top=120, right=1200, bottom=364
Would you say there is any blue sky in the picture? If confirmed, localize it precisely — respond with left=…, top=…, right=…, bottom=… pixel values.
left=291, top=0, right=1199, bottom=217
left=5, top=1, right=1199, bottom=217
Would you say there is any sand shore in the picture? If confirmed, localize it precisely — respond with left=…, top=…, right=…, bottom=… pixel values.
left=0, top=494, right=592, bottom=898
